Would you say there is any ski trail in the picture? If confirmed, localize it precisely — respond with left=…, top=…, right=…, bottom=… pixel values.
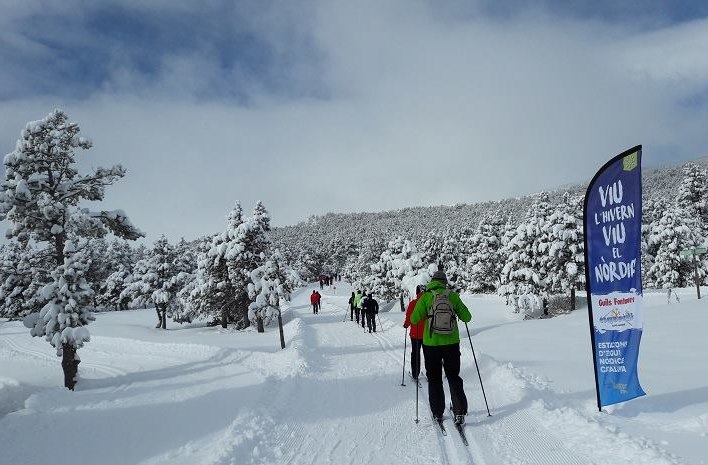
left=260, top=287, right=441, bottom=465
left=0, top=334, right=126, bottom=378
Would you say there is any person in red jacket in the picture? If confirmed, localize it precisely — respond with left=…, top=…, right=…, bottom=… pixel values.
left=403, top=285, right=425, bottom=380
left=310, top=290, right=319, bottom=314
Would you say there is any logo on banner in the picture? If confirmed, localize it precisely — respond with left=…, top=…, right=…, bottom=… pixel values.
left=599, top=308, right=635, bottom=328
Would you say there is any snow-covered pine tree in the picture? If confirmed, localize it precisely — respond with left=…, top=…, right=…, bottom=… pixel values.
left=225, top=201, right=272, bottom=331
left=0, top=109, right=143, bottom=389
left=26, top=241, right=95, bottom=390
left=645, top=204, right=703, bottom=288
left=83, top=238, right=110, bottom=308
left=248, top=249, right=291, bottom=330
left=467, top=214, right=504, bottom=293
left=420, top=232, right=444, bottom=266
left=190, top=205, right=244, bottom=328
left=368, top=236, right=425, bottom=302
left=546, top=192, right=584, bottom=309
left=675, top=162, right=708, bottom=234
left=346, top=238, right=386, bottom=293
left=167, top=238, right=198, bottom=323
left=500, top=193, right=553, bottom=315
left=97, top=239, right=136, bottom=310
left=0, top=242, right=49, bottom=319
left=121, top=236, right=181, bottom=329
left=641, top=198, right=667, bottom=287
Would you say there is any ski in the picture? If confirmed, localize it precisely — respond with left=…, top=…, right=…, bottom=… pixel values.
left=433, top=416, right=447, bottom=436
left=448, top=407, right=468, bottom=446
left=452, top=422, right=468, bottom=446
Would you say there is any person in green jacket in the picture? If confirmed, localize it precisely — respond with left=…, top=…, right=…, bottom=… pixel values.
left=353, top=291, right=363, bottom=324
left=410, top=268, right=471, bottom=425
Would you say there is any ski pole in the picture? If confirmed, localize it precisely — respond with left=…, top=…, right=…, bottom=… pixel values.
left=465, top=322, right=492, bottom=417
left=415, top=366, right=420, bottom=424
left=401, top=328, right=407, bottom=387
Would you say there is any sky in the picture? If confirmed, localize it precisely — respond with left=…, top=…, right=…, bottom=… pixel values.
left=2, top=0, right=708, bottom=242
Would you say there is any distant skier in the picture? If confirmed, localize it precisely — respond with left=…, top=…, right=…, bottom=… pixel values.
left=363, top=293, right=379, bottom=333
left=310, top=290, right=319, bottom=314
left=348, top=292, right=356, bottom=321
left=353, top=290, right=363, bottom=324
left=411, top=267, right=472, bottom=425
left=404, top=285, right=425, bottom=380
left=319, top=278, right=324, bottom=290
left=359, top=292, right=367, bottom=328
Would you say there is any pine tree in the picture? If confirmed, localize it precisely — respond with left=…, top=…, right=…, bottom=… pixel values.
left=225, top=202, right=272, bottom=331
left=248, top=249, right=291, bottom=328
left=468, top=214, right=504, bottom=293
left=675, top=162, right=708, bottom=232
left=500, top=194, right=553, bottom=314
left=420, top=232, right=444, bottom=267
left=167, top=238, right=198, bottom=323
left=0, top=243, right=49, bottom=319
left=546, top=193, right=584, bottom=309
left=368, top=236, right=425, bottom=301
left=26, top=241, right=95, bottom=390
left=646, top=205, right=703, bottom=288
left=641, top=198, right=667, bottom=286
left=0, top=109, right=143, bottom=389
left=97, top=239, right=136, bottom=310
left=121, top=236, right=181, bottom=329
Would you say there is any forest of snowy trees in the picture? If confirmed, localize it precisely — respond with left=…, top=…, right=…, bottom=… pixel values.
left=1, top=110, right=708, bottom=339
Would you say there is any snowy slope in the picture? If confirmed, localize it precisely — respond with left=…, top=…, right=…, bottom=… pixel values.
left=0, top=283, right=706, bottom=465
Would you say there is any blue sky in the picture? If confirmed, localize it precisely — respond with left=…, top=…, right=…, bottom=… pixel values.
left=1, top=0, right=708, bottom=241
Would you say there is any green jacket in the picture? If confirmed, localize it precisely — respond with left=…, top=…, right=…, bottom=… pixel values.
left=353, top=293, right=363, bottom=308
left=410, top=280, right=471, bottom=346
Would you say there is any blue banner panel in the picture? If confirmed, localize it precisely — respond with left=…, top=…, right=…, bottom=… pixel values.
left=584, top=146, right=645, bottom=409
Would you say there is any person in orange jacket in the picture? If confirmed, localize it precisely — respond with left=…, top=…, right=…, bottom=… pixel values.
left=403, top=285, right=425, bottom=380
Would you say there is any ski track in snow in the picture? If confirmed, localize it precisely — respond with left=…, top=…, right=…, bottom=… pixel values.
left=0, top=283, right=693, bottom=465
left=0, top=333, right=126, bottom=378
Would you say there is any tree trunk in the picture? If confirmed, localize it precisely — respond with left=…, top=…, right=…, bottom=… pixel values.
left=54, top=232, right=66, bottom=266
left=256, top=315, right=264, bottom=333
left=221, top=306, right=228, bottom=329
left=155, top=307, right=162, bottom=328
left=277, top=310, right=285, bottom=349
left=160, top=307, right=167, bottom=330
left=61, top=343, right=79, bottom=390
left=570, top=287, right=576, bottom=310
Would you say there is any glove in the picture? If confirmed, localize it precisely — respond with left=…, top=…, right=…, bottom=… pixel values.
left=403, top=322, right=409, bottom=328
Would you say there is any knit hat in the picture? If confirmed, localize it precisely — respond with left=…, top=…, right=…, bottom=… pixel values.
left=431, top=269, right=447, bottom=283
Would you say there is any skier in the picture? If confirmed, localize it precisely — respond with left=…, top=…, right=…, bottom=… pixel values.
left=411, top=268, right=472, bottom=425
left=348, top=292, right=356, bottom=321
left=310, top=290, right=318, bottom=314
left=363, top=293, right=379, bottom=333
left=315, top=291, right=322, bottom=314
left=353, top=290, right=363, bottom=324
left=359, top=292, right=367, bottom=328
left=403, top=285, right=425, bottom=380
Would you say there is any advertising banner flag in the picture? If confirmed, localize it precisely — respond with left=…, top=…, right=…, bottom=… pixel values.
left=583, top=145, right=645, bottom=410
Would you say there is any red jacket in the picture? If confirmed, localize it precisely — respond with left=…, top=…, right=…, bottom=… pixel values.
left=404, top=293, right=425, bottom=339
left=310, top=293, right=318, bottom=304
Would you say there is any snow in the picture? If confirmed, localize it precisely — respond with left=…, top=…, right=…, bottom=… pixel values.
left=0, top=282, right=707, bottom=464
